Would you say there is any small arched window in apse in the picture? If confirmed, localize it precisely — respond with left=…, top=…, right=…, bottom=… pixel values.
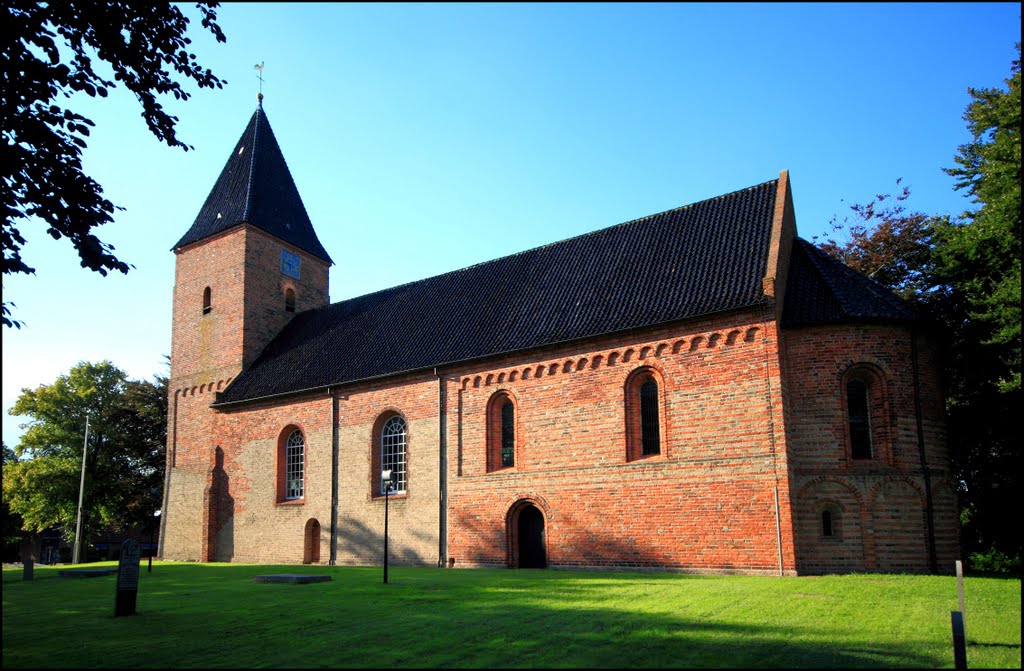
left=821, top=509, right=834, bottom=537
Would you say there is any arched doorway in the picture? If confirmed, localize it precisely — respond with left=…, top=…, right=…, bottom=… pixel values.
left=303, top=519, right=321, bottom=564
left=516, top=505, right=547, bottom=568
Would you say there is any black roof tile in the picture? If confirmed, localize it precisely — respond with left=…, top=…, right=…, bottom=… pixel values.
left=214, top=178, right=922, bottom=407
left=215, top=179, right=780, bottom=404
left=781, top=237, right=918, bottom=326
left=172, top=104, right=332, bottom=264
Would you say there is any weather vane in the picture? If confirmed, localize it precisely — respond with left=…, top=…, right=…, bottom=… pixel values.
left=254, top=61, right=266, bottom=100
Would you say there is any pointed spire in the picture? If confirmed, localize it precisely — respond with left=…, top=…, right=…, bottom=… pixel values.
left=172, top=104, right=333, bottom=265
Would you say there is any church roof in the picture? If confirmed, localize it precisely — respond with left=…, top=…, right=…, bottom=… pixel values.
left=215, top=179, right=780, bottom=405
left=781, top=238, right=918, bottom=326
left=172, top=102, right=333, bottom=264
left=214, top=177, right=920, bottom=407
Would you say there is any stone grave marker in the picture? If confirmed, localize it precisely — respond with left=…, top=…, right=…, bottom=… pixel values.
left=114, top=539, right=142, bottom=617
left=23, top=557, right=33, bottom=581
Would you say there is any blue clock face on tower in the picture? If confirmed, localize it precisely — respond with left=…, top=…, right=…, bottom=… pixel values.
left=280, top=249, right=301, bottom=280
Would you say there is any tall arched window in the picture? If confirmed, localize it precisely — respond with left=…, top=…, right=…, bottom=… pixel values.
left=640, top=379, right=660, bottom=456
left=277, top=427, right=305, bottom=503
left=501, top=401, right=515, bottom=467
left=285, top=429, right=305, bottom=500
left=841, top=363, right=892, bottom=465
left=487, top=391, right=517, bottom=472
left=626, top=368, right=663, bottom=461
left=202, top=286, right=212, bottom=315
left=285, top=287, right=296, bottom=313
left=847, top=380, right=872, bottom=460
left=381, top=416, right=407, bottom=494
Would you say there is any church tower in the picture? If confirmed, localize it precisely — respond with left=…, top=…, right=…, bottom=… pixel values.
left=161, top=95, right=332, bottom=560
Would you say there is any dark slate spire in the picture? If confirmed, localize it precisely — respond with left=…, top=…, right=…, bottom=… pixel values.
left=172, top=97, right=333, bottom=264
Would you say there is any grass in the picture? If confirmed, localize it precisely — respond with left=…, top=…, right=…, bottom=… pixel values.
left=2, top=562, right=1020, bottom=668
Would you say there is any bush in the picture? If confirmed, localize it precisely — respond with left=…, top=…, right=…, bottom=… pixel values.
left=969, top=548, right=1022, bottom=575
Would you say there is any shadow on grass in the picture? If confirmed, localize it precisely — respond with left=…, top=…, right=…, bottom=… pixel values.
left=1, top=564, right=972, bottom=668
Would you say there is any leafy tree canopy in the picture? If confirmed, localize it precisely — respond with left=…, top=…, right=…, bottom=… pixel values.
left=2, top=1, right=227, bottom=328
left=817, top=43, right=1022, bottom=567
left=938, top=41, right=1021, bottom=393
left=813, top=178, right=939, bottom=302
left=3, top=361, right=167, bottom=550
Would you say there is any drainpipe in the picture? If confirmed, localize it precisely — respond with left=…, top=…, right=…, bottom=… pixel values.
left=436, top=368, right=448, bottom=567
left=911, top=327, right=938, bottom=573
left=329, top=387, right=339, bottom=565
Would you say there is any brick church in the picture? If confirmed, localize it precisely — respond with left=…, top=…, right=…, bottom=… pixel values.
left=158, top=98, right=960, bottom=575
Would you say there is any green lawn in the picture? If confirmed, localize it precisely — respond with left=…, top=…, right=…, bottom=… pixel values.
left=2, top=562, right=1020, bottom=668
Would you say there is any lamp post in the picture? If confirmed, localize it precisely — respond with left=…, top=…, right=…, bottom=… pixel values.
left=382, top=469, right=393, bottom=584
left=72, top=414, right=90, bottom=565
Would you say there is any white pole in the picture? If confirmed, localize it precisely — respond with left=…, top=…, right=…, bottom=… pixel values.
left=72, top=414, right=89, bottom=565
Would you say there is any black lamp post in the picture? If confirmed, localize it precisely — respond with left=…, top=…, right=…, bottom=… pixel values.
left=382, top=469, right=393, bottom=584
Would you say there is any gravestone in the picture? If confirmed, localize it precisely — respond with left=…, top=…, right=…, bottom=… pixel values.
left=114, top=539, right=141, bottom=617
left=23, top=557, right=33, bottom=581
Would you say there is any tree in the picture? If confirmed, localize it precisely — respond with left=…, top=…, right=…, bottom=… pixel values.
left=3, top=361, right=167, bottom=556
left=935, top=42, right=1021, bottom=568
left=1, top=443, right=26, bottom=562
left=817, top=44, right=1022, bottom=571
left=2, top=1, right=228, bottom=328
left=813, top=178, right=938, bottom=302
left=938, top=41, right=1021, bottom=394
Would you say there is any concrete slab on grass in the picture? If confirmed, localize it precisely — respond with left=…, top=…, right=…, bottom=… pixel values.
left=59, top=568, right=118, bottom=578
left=254, top=574, right=331, bottom=584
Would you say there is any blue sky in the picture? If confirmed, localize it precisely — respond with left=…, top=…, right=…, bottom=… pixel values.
left=3, top=2, right=1020, bottom=448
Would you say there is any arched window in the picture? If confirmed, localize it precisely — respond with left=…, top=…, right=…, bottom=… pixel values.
left=487, top=391, right=517, bottom=472
left=381, top=416, right=407, bottom=494
left=285, top=429, right=304, bottom=500
left=841, top=363, right=892, bottom=465
left=818, top=503, right=842, bottom=540
left=277, top=427, right=305, bottom=503
left=285, top=287, right=296, bottom=313
left=626, top=368, right=663, bottom=461
left=640, top=379, right=660, bottom=456
left=202, top=286, right=212, bottom=315
left=847, top=380, right=872, bottom=459
left=501, top=401, right=515, bottom=467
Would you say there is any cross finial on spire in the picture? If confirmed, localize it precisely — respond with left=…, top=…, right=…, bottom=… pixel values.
left=254, top=61, right=265, bottom=105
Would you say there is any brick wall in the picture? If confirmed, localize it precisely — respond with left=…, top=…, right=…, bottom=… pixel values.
left=211, top=395, right=334, bottom=563
left=162, top=221, right=957, bottom=574
left=446, top=307, right=797, bottom=574
left=333, top=374, right=442, bottom=567
left=161, top=224, right=331, bottom=562
left=780, top=323, right=959, bottom=574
